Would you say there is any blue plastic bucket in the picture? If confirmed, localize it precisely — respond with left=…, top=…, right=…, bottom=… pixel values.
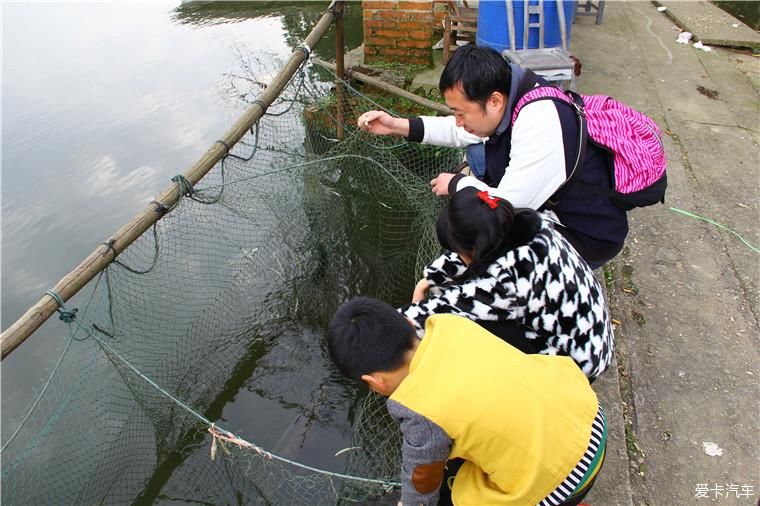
left=476, top=0, right=575, bottom=51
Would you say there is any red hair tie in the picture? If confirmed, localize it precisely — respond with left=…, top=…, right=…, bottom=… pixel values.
left=477, top=191, right=500, bottom=209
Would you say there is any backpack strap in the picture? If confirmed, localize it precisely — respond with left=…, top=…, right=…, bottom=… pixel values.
left=511, top=87, right=588, bottom=209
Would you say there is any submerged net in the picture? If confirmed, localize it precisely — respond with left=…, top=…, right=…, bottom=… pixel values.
left=1, top=58, right=461, bottom=505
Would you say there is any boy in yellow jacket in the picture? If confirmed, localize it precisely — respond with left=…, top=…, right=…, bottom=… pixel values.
left=327, top=297, right=606, bottom=506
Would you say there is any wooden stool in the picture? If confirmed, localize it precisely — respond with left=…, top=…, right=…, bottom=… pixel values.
left=443, top=1, right=478, bottom=63
left=574, top=0, right=605, bottom=25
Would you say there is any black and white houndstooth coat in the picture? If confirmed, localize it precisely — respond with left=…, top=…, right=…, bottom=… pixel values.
left=401, top=213, right=615, bottom=381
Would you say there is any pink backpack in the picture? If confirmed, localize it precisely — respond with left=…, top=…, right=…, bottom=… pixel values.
left=512, top=86, right=667, bottom=210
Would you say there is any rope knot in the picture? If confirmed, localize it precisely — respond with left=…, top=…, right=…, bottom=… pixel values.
left=171, top=175, right=194, bottom=197
left=295, top=43, right=311, bottom=60
left=58, top=307, right=78, bottom=323
left=45, top=290, right=78, bottom=323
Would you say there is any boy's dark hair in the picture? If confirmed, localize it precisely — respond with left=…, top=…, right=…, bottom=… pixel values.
left=439, top=44, right=512, bottom=109
left=327, top=297, right=416, bottom=381
left=436, top=187, right=515, bottom=277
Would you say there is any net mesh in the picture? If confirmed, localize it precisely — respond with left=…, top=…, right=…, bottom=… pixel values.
left=1, top=60, right=461, bottom=505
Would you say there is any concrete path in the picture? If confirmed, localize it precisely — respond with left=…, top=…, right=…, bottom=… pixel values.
left=407, top=2, right=759, bottom=504
left=572, top=3, right=760, bottom=505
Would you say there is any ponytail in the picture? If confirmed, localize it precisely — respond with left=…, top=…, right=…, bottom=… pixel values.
left=436, top=187, right=515, bottom=279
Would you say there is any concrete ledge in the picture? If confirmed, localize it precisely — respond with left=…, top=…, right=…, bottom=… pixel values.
left=656, top=1, right=760, bottom=49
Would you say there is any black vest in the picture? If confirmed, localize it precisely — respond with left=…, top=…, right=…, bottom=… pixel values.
left=484, top=68, right=628, bottom=252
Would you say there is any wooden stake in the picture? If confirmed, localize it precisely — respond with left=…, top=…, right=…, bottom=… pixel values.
left=312, top=58, right=452, bottom=116
left=335, top=1, right=345, bottom=140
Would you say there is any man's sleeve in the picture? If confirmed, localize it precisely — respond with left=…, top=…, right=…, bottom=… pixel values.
left=387, top=399, right=451, bottom=506
left=453, top=100, right=567, bottom=209
left=407, top=116, right=484, bottom=147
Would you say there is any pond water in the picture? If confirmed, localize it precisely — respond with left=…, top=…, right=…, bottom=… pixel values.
left=1, top=2, right=392, bottom=503
left=714, top=1, right=760, bottom=31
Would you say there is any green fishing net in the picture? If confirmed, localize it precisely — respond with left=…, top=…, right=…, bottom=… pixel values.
left=1, top=60, right=462, bottom=505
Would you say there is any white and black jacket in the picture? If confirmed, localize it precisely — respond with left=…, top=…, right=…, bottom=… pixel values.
left=401, top=213, right=614, bottom=381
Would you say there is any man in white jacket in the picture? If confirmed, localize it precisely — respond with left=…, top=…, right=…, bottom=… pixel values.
left=357, top=45, right=627, bottom=268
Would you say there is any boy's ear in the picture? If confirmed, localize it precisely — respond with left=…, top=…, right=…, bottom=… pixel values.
left=361, top=373, right=385, bottom=394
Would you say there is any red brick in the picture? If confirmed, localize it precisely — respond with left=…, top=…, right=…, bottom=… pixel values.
left=375, top=29, right=406, bottom=38
left=409, top=29, right=432, bottom=40
left=373, top=9, right=403, bottom=20
left=397, top=21, right=424, bottom=30
left=384, top=10, right=415, bottom=21
left=362, top=1, right=397, bottom=10
left=378, top=47, right=407, bottom=56
left=363, top=19, right=387, bottom=29
left=398, top=39, right=431, bottom=48
left=375, top=9, right=430, bottom=22
left=397, top=1, right=434, bottom=10
left=365, top=36, right=397, bottom=47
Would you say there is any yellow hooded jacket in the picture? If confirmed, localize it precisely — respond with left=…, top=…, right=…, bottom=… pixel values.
left=390, top=314, right=598, bottom=505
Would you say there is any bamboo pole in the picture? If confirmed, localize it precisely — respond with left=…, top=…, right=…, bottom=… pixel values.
left=335, top=1, right=345, bottom=140
left=312, top=57, right=453, bottom=116
left=0, top=1, right=339, bottom=360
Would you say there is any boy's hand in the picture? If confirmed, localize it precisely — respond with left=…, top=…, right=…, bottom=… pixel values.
left=412, top=279, right=430, bottom=303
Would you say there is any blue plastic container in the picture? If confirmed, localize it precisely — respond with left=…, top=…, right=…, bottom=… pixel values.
left=476, top=0, right=575, bottom=51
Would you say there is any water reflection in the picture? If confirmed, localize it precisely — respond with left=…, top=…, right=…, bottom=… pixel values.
left=2, top=0, right=359, bottom=404
left=171, top=1, right=366, bottom=62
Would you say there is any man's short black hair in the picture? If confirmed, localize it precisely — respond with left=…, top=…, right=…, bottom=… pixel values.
left=327, top=297, right=416, bottom=381
left=439, top=44, right=512, bottom=108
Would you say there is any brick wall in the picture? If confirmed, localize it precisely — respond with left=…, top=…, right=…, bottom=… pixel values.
left=432, top=1, right=448, bottom=33
left=362, top=1, right=434, bottom=65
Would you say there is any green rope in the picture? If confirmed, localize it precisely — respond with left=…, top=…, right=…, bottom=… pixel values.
left=173, top=168, right=225, bottom=206
left=264, top=66, right=308, bottom=117
left=669, top=207, right=760, bottom=255
left=2, top=338, right=102, bottom=478
left=0, top=271, right=105, bottom=468
left=1, top=333, right=75, bottom=453
left=171, top=174, right=194, bottom=198
left=85, top=325, right=401, bottom=489
left=113, top=223, right=160, bottom=275
left=197, top=154, right=406, bottom=195
left=45, top=290, right=78, bottom=323
left=20, top=301, right=401, bottom=490
left=224, top=122, right=260, bottom=162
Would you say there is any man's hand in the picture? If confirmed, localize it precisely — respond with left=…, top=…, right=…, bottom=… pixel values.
left=412, top=279, right=430, bottom=303
left=357, top=110, right=409, bottom=137
left=430, top=173, right=456, bottom=196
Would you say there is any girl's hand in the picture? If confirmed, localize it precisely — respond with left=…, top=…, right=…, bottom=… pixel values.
left=430, top=172, right=455, bottom=196
left=412, top=279, right=430, bottom=303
